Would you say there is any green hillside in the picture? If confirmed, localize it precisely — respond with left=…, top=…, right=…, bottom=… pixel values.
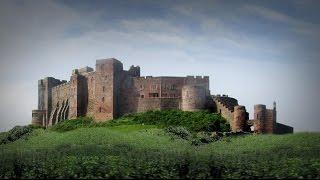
left=0, top=110, right=319, bottom=179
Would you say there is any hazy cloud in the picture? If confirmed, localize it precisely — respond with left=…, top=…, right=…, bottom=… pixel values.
left=0, top=0, right=319, bottom=132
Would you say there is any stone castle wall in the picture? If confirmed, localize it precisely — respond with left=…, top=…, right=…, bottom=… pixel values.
left=252, top=104, right=277, bottom=134
left=181, top=85, right=207, bottom=111
left=213, top=95, right=238, bottom=124
left=31, top=58, right=293, bottom=134
left=232, top=106, right=247, bottom=132
left=49, top=82, right=70, bottom=125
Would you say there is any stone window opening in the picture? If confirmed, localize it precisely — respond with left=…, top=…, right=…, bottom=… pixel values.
left=102, top=97, right=105, bottom=102
left=103, top=86, right=105, bottom=92
left=149, top=93, right=159, bottom=98
left=151, top=85, right=157, bottom=90
left=99, top=107, right=102, bottom=113
left=140, top=94, right=144, bottom=98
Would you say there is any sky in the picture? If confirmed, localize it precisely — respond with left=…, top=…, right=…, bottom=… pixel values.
left=0, top=0, right=320, bottom=132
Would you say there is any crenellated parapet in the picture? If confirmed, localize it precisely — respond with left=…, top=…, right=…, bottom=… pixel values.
left=31, top=58, right=293, bottom=134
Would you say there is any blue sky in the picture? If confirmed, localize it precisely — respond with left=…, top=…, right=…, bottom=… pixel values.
left=0, top=0, right=319, bottom=132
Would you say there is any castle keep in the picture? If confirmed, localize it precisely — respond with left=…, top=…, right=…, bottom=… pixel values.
left=32, top=58, right=293, bottom=134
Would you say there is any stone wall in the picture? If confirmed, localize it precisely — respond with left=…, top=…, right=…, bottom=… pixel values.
left=49, top=82, right=70, bottom=125
left=136, top=98, right=181, bottom=112
left=84, top=72, right=96, bottom=118
left=265, top=109, right=276, bottom=133
left=181, top=85, right=206, bottom=111
left=253, top=104, right=276, bottom=134
left=232, top=106, right=247, bottom=132
left=32, top=58, right=293, bottom=134
left=32, top=110, right=46, bottom=126
left=94, top=59, right=123, bottom=121
left=276, top=123, right=294, bottom=134
left=213, top=95, right=238, bottom=123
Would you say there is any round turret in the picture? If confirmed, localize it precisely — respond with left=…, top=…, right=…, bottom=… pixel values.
left=181, top=85, right=206, bottom=111
left=232, top=105, right=247, bottom=132
left=253, top=104, right=266, bottom=133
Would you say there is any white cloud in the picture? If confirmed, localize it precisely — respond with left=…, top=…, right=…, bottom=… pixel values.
left=242, top=4, right=320, bottom=40
left=0, top=0, right=319, bottom=132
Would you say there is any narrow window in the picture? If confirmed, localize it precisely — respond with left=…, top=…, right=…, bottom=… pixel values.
left=103, top=86, right=105, bottom=92
left=141, top=95, right=144, bottom=98
left=99, top=107, right=102, bottom=113
left=152, top=85, right=157, bottom=90
left=149, top=93, right=159, bottom=97
left=102, top=97, right=105, bottom=102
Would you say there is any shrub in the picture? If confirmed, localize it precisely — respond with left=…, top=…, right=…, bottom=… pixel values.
left=27, top=124, right=45, bottom=130
left=195, top=131, right=214, bottom=143
left=130, top=110, right=230, bottom=132
left=0, top=125, right=33, bottom=144
left=50, top=117, right=94, bottom=132
left=49, top=110, right=230, bottom=133
left=165, top=126, right=191, bottom=140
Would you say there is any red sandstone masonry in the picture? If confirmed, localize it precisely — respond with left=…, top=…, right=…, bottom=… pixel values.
left=31, top=58, right=292, bottom=134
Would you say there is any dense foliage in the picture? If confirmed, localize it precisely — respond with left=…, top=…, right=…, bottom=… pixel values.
left=50, top=110, right=230, bottom=133
left=50, top=117, right=95, bottom=132
left=125, top=110, right=230, bottom=132
left=0, top=113, right=319, bottom=179
left=0, top=125, right=43, bottom=145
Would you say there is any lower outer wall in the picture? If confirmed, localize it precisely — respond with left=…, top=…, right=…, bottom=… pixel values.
left=137, top=98, right=181, bottom=112
left=214, top=99, right=234, bottom=124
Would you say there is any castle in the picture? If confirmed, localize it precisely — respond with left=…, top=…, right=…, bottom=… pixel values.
left=32, top=58, right=293, bottom=134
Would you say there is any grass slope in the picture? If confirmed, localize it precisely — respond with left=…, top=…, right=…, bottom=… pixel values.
left=0, top=112, right=319, bottom=179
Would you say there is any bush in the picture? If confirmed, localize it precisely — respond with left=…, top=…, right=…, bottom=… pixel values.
left=49, top=110, right=230, bottom=133
left=130, top=110, right=230, bottom=132
left=50, top=117, right=94, bottom=132
left=195, top=131, right=214, bottom=143
left=27, top=124, right=45, bottom=130
left=0, top=125, right=33, bottom=144
left=165, top=126, right=191, bottom=140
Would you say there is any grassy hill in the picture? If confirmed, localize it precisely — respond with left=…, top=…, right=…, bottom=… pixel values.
left=0, top=110, right=319, bottom=179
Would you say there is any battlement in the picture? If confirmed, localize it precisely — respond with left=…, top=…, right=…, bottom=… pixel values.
left=96, top=58, right=121, bottom=64
left=72, top=67, right=94, bottom=76
left=31, top=57, right=293, bottom=134
left=52, top=81, right=70, bottom=89
left=186, top=75, right=209, bottom=80
left=128, top=65, right=140, bottom=77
